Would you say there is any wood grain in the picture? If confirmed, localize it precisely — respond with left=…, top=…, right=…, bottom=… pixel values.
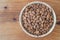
left=0, top=0, right=60, bottom=40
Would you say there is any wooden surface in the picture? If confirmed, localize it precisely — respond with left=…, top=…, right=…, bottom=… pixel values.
left=0, top=0, right=60, bottom=40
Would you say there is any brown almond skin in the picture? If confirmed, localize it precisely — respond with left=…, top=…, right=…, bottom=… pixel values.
left=22, top=3, right=54, bottom=36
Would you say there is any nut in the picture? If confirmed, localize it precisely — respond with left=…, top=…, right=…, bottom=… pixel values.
left=22, top=3, right=54, bottom=36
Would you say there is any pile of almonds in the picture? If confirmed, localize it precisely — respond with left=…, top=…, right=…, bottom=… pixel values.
left=22, top=3, right=54, bottom=36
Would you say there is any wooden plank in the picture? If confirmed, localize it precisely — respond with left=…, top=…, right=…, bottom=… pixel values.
left=0, top=0, right=60, bottom=40
left=0, top=22, right=60, bottom=40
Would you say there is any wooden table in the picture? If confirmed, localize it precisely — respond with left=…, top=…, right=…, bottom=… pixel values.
left=0, top=0, right=60, bottom=40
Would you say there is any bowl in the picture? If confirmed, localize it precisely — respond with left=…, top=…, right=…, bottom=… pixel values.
left=19, top=1, right=56, bottom=37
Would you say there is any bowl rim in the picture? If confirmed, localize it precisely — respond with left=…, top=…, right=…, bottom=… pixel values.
left=19, top=1, right=56, bottom=38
